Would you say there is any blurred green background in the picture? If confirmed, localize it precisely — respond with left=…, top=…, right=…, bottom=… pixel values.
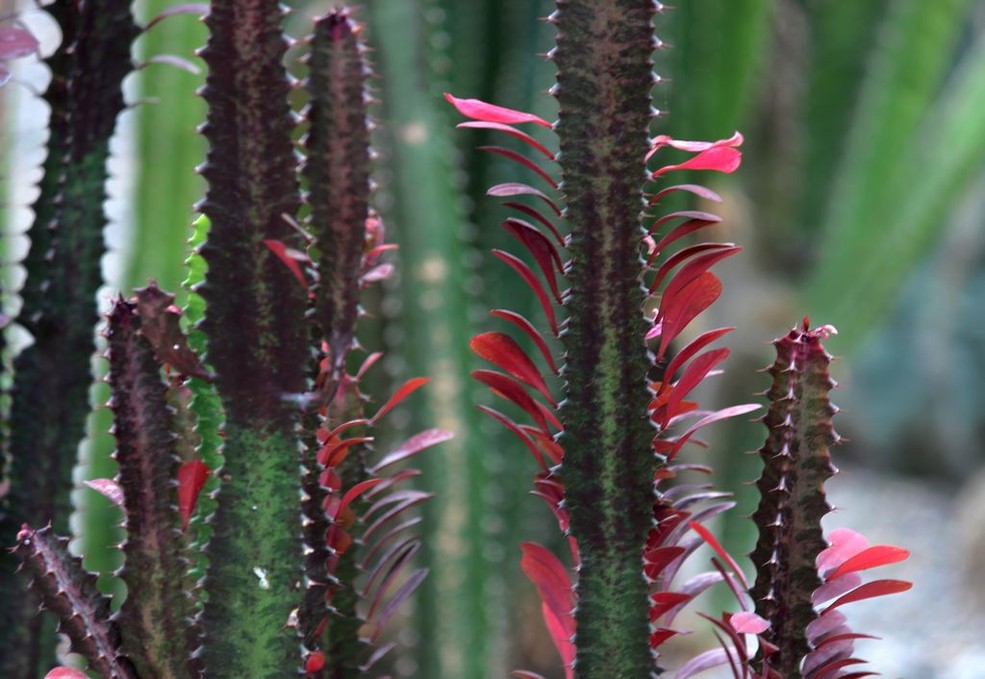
left=5, top=0, right=985, bottom=676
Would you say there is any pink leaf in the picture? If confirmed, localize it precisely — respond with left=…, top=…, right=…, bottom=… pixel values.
left=177, top=459, right=209, bottom=531
left=370, top=377, right=430, bottom=424
left=445, top=92, right=552, bottom=128
left=472, top=332, right=555, bottom=405
left=649, top=183, right=723, bottom=205
left=44, top=669, right=91, bottom=679
left=84, top=478, right=124, bottom=508
left=371, top=429, right=454, bottom=473
left=487, top=183, right=561, bottom=216
left=655, top=403, right=760, bottom=459
left=730, top=611, right=770, bottom=635
left=0, top=27, right=38, bottom=61
left=675, top=647, right=733, bottom=679
left=817, top=528, right=870, bottom=576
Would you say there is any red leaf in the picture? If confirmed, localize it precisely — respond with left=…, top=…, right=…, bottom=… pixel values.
left=337, top=478, right=386, bottom=518
left=472, top=332, right=555, bottom=405
left=823, top=579, right=912, bottom=612
left=493, top=250, right=558, bottom=335
left=480, top=146, right=558, bottom=188
left=371, top=377, right=430, bottom=424
left=371, top=429, right=454, bottom=473
left=657, top=246, right=740, bottom=303
left=457, top=121, right=555, bottom=159
left=649, top=591, right=691, bottom=620
left=828, top=545, right=910, bottom=580
left=472, top=369, right=560, bottom=434
left=502, top=201, right=565, bottom=245
left=520, top=542, right=575, bottom=673
left=502, top=218, right=564, bottom=303
left=657, top=271, right=723, bottom=360
left=648, top=240, right=733, bottom=282
left=688, top=520, right=748, bottom=589
left=319, top=436, right=373, bottom=467
left=476, top=405, right=547, bottom=470
left=177, top=459, right=209, bottom=531
left=655, top=348, right=730, bottom=427
left=304, top=650, right=326, bottom=673
left=263, top=239, right=307, bottom=287
left=445, top=92, right=552, bottom=128
left=490, top=309, right=559, bottom=374
left=663, top=327, right=734, bottom=385
left=487, top=183, right=561, bottom=216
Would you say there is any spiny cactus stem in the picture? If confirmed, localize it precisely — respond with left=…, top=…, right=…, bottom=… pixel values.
left=552, top=1, right=658, bottom=675
left=750, top=319, right=839, bottom=677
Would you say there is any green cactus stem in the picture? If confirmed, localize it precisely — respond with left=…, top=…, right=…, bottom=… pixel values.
left=0, top=0, right=139, bottom=672
left=196, top=0, right=308, bottom=671
left=551, top=1, right=659, bottom=675
left=750, top=318, right=840, bottom=677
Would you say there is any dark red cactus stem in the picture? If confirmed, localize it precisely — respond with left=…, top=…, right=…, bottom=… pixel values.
left=13, top=525, right=138, bottom=679
left=750, top=317, right=840, bottom=678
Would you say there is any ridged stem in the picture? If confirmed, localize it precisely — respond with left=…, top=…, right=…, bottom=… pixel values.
left=196, top=0, right=307, bottom=672
left=749, top=320, right=839, bottom=677
left=0, top=0, right=138, bottom=672
left=551, top=1, right=657, bottom=676
left=107, top=291, right=199, bottom=679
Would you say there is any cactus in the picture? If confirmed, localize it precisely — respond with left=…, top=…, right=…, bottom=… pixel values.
left=2, top=2, right=913, bottom=678
left=3, top=5, right=446, bottom=678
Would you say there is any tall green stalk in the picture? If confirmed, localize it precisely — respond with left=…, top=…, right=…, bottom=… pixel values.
left=552, top=2, right=657, bottom=675
left=196, top=0, right=307, bottom=672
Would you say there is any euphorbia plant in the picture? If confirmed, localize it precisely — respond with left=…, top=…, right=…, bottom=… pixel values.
left=1, top=0, right=912, bottom=678
left=449, top=1, right=909, bottom=678
left=2, top=5, right=448, bottom=678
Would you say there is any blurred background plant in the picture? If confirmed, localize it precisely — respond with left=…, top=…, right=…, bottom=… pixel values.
left=3, top=0, right=985, bottom=677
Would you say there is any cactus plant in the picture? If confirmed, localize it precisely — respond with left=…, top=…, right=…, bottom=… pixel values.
left=2, top=1, right=912, bottom=678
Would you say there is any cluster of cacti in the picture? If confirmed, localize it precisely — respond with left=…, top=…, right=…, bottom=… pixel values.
left=0, top=1, right=911, bottom=678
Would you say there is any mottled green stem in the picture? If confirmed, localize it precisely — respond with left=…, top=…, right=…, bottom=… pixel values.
left=196, top=0, right=307, bottom=673
left=551, top=1, right=657, bottom=676
left=750, top=320, right=839, bottom=677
